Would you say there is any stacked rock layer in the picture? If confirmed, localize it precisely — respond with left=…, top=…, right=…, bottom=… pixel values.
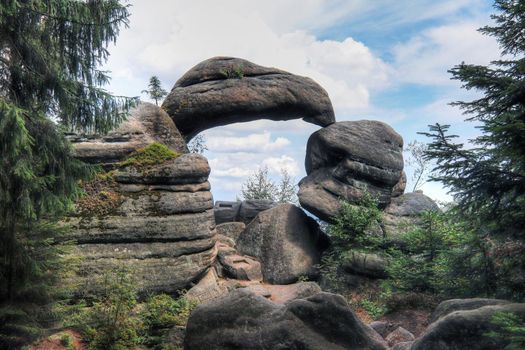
left=66, top=154, right=216, bottom=296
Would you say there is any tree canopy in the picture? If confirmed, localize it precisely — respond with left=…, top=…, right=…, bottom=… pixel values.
left=0, top=0, right=134, bottom=315
left=422, top=0, right=525, bottom=239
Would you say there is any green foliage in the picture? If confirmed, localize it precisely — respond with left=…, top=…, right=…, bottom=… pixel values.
left=0, top=1, right=134, bottom=346
left=120, top=142, right=180, bottom=168
left=358, top=299, right=386, bottom=320
left=486, top=311, right=525, bottom=350
left=59, top=333, right=75, bottom=350
left=320, top=194, right=382, bottom=292
left=420, top=1, right=525, bottom=301
left=240, top=167, right=298, bottom=204
left=329, top=194, right=382, bottom=249
left=140, top=294, right=197, bottom=349
left=142, top=76, right=168, bottom=106
left=66, top=268, right=143, bottom=350
left=220, top=65, right=244, bottom=79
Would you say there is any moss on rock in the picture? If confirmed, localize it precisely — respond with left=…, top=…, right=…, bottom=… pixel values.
left=120, top=142, right=180, bottom=169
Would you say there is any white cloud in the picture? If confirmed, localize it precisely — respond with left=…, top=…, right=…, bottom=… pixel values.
left=206, top=132, right=290, bottom=153
left=105, top=0, right=389, bottom=117
left=262, top=155, right=301, bottom=176
left=392, top=21, right=499, bottom=86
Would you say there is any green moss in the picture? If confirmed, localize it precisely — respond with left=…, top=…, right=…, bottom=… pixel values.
left=120, top=142, right=179, bottom=169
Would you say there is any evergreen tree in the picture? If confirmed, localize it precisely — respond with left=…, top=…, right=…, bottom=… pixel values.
left=422, top=0, right=525, bottom=237
left=142, top=76, right=168, bottom=106
left=421, top=0, right=525, bottom=299
left=0, top=0, right=134, bottom=346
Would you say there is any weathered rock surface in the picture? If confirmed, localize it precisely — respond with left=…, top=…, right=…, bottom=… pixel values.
left=392, top=342, right=413, bottom=350
left=69, top=103, right=187, bottom=169
left=392, top=171, right=407, bottom=197
left=184, top=289, right=389, bottom=350
left=237, top=204, right=324, bottom=284
left=66, top=154, right=216, bottom=296
left=298, top=120, right=404, bottom=222
left=214, top=199, right=276, bottom=224
left=428, top=298, right=511, bottom=324
left=382, top=192, right=440, bottom=240
left=413, top=303, right=525, bottom=350
left=185, top=269, right=228, bottom=304
left=385, top=327, right=415, bottom=347
left=215, top=222, right=246, bottom=242
left=369, top=321, right=393, bottom=339
left=218, top=253, right=263, bottom=281
left=342, top=251, right=388, bottom=279
left=162, top=57, right=335, bottom=140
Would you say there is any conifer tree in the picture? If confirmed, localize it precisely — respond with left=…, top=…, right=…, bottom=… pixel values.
left=142, top=76, right=168, bottom=106
left=422, top=0, right=525, bottom=238
left=0, top=1, right=134, bottom=345
left=421, top=0, right=525, bottom=299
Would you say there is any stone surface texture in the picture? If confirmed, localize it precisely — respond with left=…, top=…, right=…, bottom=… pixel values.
left=298, top=120, right=404, bottom=222
left=413, top=303, right=525, bottom=350
left=66, top=154, right=216, bottom=296
left=162, top=57, right=335, bottom=140
left=69, top=102, right=187, bottom=169
left=236, top=204, right=324, bottom=284
left=382, top=192, right=440, bottom=241
left=184, top=289, right=389, bottom=350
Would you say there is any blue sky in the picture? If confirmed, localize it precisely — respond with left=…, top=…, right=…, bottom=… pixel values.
left=105, top=0, right=500, bottom=202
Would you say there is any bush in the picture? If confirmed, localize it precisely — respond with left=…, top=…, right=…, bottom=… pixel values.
left=65, top=267, right=143, bottom=350
left=139, top=294, right=197, bottom=349
left=320, top=194, right=383, bottom=292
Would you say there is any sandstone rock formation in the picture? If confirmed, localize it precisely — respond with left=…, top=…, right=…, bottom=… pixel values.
left=341, top=251, right=389, bottom=278
left=214, top=199, right=277, bottom=224
left=382, top=191, right=440, bottom=240
left=184, top=289, right=389, bottom=350
left=413, top=302, right=525, bottom=350
left=385, top=327, right=415, bottom=347
left=162, top=57, right=335, bottom=140
left=298, top=120, right=404, bottom=223
left=237, top=204, right=324, bottom=284
left=65, top=153, right=216, bottom=296
left=69, top=102, right=187, bottom=169
left=428, top=298, right=511, bottom=324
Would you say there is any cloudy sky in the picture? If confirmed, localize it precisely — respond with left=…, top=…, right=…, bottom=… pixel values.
left=105, top=0, right=500, bottom=202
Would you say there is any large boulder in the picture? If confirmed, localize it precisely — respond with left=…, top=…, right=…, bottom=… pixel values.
left=341, top=251, right=388, bottom=279
left=162, top=57, right=335, bottom=140
left=428, top=298, right=511, bottom=324
left=68, top=102, right=187, bottom=169
left=236, top=204, right=324, bottom=284
left=184, top=289, right=389, bottom=350
left=298, top=120, right=404, bottom=222
left=382, top=192, right=440, bottom=241
left=412, top=303, right=525, bottom=350
left=65, top=154, right=216, bottom=296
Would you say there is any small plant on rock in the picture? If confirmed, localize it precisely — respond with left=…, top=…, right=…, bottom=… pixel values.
left=120, top=142, right=180, bottom=169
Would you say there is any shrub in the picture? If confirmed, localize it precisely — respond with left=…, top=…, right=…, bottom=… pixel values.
left=328, top=193, right=383, bottom=250
left=358, top=299, right=387, bottom=320
left=66, top=267, right=143, bottom=350
left=485, top=311, right=525, bottom=350
left=120, top=142, right=179, bottom=169
left=141, top=293, right=197, bottom=329
left=139, top=294, right=198, bottom=349
left=220, top=65, right=244, bottom=79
